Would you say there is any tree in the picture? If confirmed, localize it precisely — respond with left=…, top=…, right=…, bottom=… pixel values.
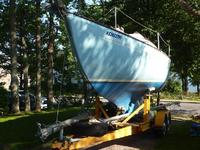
left=47, top=0, right=56, bottom=109
left=189, top=45, right=200, bottom=95
left=163, top=73, right=182, bottom=94
left=10, top=0, right=20, bottom=113
left=177, top=0, right=200, bottom=17
left=18, top=3, right=30, bottom=111
left=35, top=0, right=41, bottom=112
left=0, top=0, right=199, bottom=112
left=150, top=0, right=199, bottom=95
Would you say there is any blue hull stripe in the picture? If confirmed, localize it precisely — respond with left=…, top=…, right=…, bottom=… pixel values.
left=91, top=81, right=163, bottom=113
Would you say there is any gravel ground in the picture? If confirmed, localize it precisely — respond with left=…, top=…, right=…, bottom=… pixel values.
left=86, top=101, right=200, bottom=150
left=166, top=102, right=200, bottom=117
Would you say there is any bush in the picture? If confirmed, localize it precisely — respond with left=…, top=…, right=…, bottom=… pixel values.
left=0, top=83, right=8, bottom=113
left=162, top=78, right=182, bottom=94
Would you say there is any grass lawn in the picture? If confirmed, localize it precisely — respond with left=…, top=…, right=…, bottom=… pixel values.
left=154, top=118, right=200, bottom=150
left=1, top=108, right=200, bottom=150
left=0, top=107, right=81, bottom=150
left=159, top=92, right=200, bottom=101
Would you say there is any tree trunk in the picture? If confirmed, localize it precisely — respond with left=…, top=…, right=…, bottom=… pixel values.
left=19, top=7, right=30, bottom=112
left=157, top=91, right=160, bottom=106
left=47, top=10, right=55, bottom=109
left=184, top=76, right=188, bottom=95
left=197, top=83, right=200, bottom=96
left=35, top=1, right=41, bottom=112
left=181, top=75, right=188, bottom=96
left=19, top=66, right=23, bottom=90
left=10, top=0, right=20, bottom=113
left=22, top=37, right=30, bottom=112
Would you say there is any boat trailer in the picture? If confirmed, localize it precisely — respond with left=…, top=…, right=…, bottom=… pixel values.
left=37, top=93, right=175, bottom=150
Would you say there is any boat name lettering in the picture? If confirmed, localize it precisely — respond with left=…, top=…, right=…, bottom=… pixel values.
left=106, top=31, right=122, bottom=40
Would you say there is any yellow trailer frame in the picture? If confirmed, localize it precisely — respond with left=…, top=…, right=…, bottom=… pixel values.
left=52, top=94, right=170, bottom=150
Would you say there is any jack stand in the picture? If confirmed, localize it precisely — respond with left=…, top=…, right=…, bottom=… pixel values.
left=143, top=94, right=151, bottom=122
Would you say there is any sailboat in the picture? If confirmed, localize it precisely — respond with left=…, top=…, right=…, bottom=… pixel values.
left=54, top=5, right=171, bottom=113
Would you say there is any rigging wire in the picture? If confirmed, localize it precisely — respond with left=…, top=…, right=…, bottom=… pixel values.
left=54, top=5, right=92, bottom=122
left=55, top=46, right=67, bottom=123
left=97, top=7, right=115, bottom=22
left=116, top=8, right=170, bottom=53
left=116, top=8, right=157, bottom=34
left=159, top=34, right=170, bottom=47
left=101, top=7, right=170, bottom=54
left=55, top=7, right=69, bottom=123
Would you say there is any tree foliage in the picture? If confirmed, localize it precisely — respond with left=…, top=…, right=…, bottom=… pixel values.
left=0, top=0, right=200, bottom=112
left=177, top=0, right=200, bottom=17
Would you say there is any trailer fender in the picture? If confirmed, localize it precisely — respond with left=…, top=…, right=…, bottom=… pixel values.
left=154, top=110, right=171, bottom=136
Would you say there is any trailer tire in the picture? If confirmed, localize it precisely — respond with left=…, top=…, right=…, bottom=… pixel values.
left=168, top=112, right=171, bottom=125
left=71, top=121, right=108, bottom=136
left=162, top=116, right=168, bottom=136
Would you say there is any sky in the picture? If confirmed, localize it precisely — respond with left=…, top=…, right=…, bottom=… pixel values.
left=85, top=0, right=95, bottom=5
left=189, top=85, right=197, bottom=93
left=85, top=0, right=110, bottom=5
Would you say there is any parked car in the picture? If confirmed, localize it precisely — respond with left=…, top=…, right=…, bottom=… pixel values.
left=40, top=96, right=58, bottom=109
left=40, top=97, right=48, bottom=109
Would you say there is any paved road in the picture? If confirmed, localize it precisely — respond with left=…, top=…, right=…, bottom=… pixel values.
left=164, top=101, right=200, bottom=117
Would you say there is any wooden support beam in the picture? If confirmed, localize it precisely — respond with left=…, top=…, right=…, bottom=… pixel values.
left=99, top=103, right=109, bottom=119
left=95, top=96, right=109, bottom=119
left=95, top=96, right=100, bottom=119
left=140, top=121, right=152, bottom=132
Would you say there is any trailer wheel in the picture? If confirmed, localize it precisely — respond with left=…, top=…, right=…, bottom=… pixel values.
left=168, top=112, right=171, bottom=125
left=71, top=121, right=108, bottom=136
left=162, top=116, right=168, bottom=136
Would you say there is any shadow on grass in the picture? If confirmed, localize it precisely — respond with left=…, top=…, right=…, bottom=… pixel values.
left=1, top=111, right=200, bottom=150
left=154, top=119, right=200, bottom=150
left=87, top=130, right=157, bottom=150
left=0, top=107, right=81, bottom=150
left=87, top=119, right=200, bottom=150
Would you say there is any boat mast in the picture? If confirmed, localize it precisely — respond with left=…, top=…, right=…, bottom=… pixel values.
left=157, top=32, right=160, bottom=50
left=168, top=45, right=171, bottom=56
